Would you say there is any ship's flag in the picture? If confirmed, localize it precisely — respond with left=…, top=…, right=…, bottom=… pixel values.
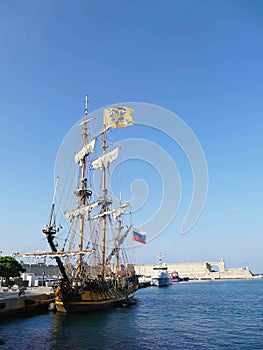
left=132, top=229, right=146, bottom=244
left=104, top=106, right=134, bottom=129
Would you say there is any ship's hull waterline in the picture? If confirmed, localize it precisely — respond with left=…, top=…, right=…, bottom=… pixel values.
left=55, top=287, right=138, bottom=313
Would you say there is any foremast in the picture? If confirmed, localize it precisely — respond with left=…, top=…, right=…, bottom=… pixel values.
left=75, top=96, right=93, bottom=275
left=72, top=98, right=113, bottom=278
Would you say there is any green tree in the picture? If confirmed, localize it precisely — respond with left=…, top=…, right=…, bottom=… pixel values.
left=0, top=256, right=26, bottom=279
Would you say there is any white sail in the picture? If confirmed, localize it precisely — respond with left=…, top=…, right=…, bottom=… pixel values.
left=92, top=147, right=119, bottom=169
left=65, top=201, right=100, bottom=222
left=74, top=138, right=96, bottom=164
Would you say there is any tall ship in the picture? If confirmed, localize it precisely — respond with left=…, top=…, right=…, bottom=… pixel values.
left=16, top=98, right=140, bottom=312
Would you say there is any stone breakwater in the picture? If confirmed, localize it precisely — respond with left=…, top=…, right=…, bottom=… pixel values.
left=134, top=258, right=258, bottom=280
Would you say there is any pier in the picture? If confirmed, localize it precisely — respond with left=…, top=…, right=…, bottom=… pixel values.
left=0, top=286, right=54, bottom=317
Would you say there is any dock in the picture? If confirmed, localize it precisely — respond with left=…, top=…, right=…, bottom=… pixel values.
left=0, top=286, right=54, bottom=317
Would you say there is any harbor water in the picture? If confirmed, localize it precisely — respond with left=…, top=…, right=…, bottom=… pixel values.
left=0, top=279, right=262, bottom=349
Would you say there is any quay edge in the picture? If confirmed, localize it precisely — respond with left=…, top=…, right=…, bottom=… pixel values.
left=0, top=287, right=54, bottom=317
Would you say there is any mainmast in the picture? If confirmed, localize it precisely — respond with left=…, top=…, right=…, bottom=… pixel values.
left=115, top=192, right=122, bottom=273
left=90, top=141, right=122, bottom=276
left=101, top=127, right=108, bottom=277
left=115, top=214, right=121, bottom=273
left=90, top=105, right=135, bottom=277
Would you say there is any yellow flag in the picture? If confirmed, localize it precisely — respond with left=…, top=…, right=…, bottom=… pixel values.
left=104, top=106, right=135, bottom=129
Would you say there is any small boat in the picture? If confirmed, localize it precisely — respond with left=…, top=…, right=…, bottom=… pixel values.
left=151, top=254, right=171, bottom=287
left=15, top=98, right=141, bottom=313
left=171, top=271, right=189, bottom=282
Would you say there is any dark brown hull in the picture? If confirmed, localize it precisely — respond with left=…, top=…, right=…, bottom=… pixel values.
left=55, top=288, right=137, bottom=313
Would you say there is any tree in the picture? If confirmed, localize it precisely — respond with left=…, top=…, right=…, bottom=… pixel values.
left=0, top=256, right=26, bottom=279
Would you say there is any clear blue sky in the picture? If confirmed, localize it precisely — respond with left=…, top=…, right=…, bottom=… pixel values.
left=0, top=0, right=262, bottom=273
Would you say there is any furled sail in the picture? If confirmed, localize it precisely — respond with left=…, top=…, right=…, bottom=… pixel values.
left=89, top=204, right=127, bottom=220
left=92, top=147, right=119, bottom=169
left=65, top=201, right=100, bottom=222
left=112, top=203, right=128, bottom=220
left=14, top=250, right=93, bottom=258
left=74, top=138, right=96, bottom=164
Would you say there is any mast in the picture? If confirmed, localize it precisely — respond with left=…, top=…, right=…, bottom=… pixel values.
left=105, top=225, right=131, bottom=266
left=101, top=128, right=108, bottom=277
left=115, top=191, right=122, bottom=273
left=115, top=215, right=121, bottom=273
left=76, top=96, right=92, bottom=275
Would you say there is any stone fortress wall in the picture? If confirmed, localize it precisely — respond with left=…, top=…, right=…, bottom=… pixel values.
left=134, top=258, right=254, bottom=280
left=23, top=258, right=255, bottom=281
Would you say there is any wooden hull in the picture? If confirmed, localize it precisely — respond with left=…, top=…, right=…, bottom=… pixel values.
left=55, top=286, right=138, bottom=313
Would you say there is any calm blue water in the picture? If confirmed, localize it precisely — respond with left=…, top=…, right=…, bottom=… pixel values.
left=0, top=280, right=262, bottom=350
